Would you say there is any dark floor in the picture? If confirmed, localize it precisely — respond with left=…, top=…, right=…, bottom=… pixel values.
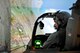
left=23, top=49, right=80, bottom=53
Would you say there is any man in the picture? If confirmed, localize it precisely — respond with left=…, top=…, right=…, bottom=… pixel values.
left=42, top=11, right=71, bottom=50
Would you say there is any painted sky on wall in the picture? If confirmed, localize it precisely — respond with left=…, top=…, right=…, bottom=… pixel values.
left=41, top=0, right=76, bottom=10
left=32, top=0, right=76, bottom=16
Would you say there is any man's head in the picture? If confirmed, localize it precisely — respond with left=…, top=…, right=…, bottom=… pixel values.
left=53, top=11, right=71, bottom=30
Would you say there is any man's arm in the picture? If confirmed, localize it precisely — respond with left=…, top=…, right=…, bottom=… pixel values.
left=42, top=32, right=59, bottom=48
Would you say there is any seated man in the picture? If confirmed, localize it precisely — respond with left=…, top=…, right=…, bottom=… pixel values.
left=42, top=11, right=71, bottom=50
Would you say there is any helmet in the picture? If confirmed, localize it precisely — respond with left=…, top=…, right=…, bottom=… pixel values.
left=54, top=11, right=71, bottom=28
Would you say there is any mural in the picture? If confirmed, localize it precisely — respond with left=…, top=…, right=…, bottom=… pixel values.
left=10, top=0, right=36, bottom=50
